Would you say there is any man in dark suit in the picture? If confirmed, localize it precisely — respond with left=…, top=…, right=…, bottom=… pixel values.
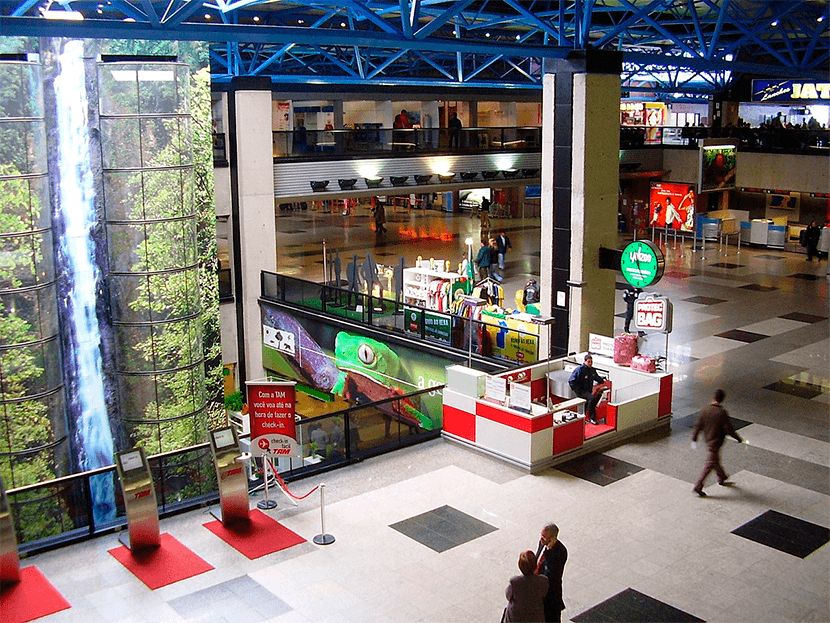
left=535, top=523, right=567, bottom=623
left=568, top=353, right=608, bottom=424
left=692, top=389, right=744, bottom=497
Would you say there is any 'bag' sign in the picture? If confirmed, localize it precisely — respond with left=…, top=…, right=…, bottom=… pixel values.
left=634, top=295, right=673, bottom=334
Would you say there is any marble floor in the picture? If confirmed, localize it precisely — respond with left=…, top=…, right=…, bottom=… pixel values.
left=19, top=206, right=830, bottom=622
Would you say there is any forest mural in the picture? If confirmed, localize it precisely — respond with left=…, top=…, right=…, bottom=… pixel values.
left=0, top=36, right=221, bottom=538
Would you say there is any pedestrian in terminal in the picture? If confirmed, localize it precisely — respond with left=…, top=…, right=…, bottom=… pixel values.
left=805, top=220, right=821, bottom=261
left=622, top=286, right=641, bottom=334
left=692, top=388, right=744, bottom=497
left=474, top=239, right=492, bottom=279
left=372, top=201, right=387, bottom=234
left=488, top=238, right=503, bottom=282
left=568, top=353, right=608, bottom=424
left=504, top=550, right=548, bottom=623
left=535, top=523, right=567, bottom=623
left=448, top=111, right=463, bottom=148
left=496, top=231, right=512, bottom=274
left=480, top=196, right=491, bottom=230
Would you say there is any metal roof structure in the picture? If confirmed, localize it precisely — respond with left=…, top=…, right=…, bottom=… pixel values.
left=2, top=0, right=828, bottom=99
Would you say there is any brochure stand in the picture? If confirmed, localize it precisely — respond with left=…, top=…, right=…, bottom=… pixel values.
left=0, top=475, right=20, bottom=585
left=115, top=448, right=161, bottom=551
left=208, top=426, right=251, bottom=525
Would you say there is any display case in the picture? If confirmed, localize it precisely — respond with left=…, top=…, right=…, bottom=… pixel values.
left=403, top=262, right=464, bottom=311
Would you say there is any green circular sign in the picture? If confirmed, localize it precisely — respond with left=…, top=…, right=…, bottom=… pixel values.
left=621, top=240, right=664, bottom=288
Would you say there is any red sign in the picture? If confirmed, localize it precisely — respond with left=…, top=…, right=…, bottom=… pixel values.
left=649, top=182, right=696, bottom=231
left=247, top=381, right=298, bottom=457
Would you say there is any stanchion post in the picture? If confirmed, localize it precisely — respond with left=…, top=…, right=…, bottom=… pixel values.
left=313, top=483, right=335, bottom=545
left=256, top=456, right=277, bottom=510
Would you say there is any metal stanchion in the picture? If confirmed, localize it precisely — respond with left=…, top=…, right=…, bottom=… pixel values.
left=256, top=457, right=277, bottom=510
left=313, top=484, right=335, bottom=545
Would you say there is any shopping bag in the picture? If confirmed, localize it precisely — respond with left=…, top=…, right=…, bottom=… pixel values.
left=613, top=333, right=638, bottom=365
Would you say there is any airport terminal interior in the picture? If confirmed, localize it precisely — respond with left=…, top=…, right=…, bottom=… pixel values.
left=19, top=207, right=829, bottom=623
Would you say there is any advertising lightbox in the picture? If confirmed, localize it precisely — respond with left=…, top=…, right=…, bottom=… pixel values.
left=649, top=182, right=697, bottom=231
left=699, top=143, right=737, bottom=192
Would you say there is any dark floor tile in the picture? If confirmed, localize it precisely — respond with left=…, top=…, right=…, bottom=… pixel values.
left=710, top=262, right=745, bottom=269
left=739, top=283, right=778, bottom=292
left=789, top=273, right=823, bottom=281
left=755, top=254, right=786, bottom=260
left=280, top=229, right=308, bottom=234
left=779, top=312, right=828, bottom=324
left=169, top=576, right=290, bottom=622
left=672, top=414, right=751, bottom=431
left=683, top=295, right=727, bottom=305
left=615, top=282, right=629, bottom=290
left=389, top=505, right=497, bottom=552
left=573, top=588, right=704, bottom=622
left=714, top=329, right=768, bottom=343
left=615, top=312, right=626, bottom=318
left=732, top=510, right=830, bottom=559
left=763, top=380, right=824, bottom=400
left=556, top=453, right=644, bottom=486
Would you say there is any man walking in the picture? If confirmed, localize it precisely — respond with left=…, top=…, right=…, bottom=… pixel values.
left=535, top=523, right=567, bottom=623
left=692, top=389, right=744, bottom=497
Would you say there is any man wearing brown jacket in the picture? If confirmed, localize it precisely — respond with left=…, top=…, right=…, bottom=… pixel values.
left=692, top=389, right=743, bottom=497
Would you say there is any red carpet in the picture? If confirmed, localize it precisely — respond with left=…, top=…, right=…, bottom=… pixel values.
left=203, top=509, right=306, bottom=559
left=108, top=532, right=213, bottom=589
left=0, top=566, right=71, bottom=623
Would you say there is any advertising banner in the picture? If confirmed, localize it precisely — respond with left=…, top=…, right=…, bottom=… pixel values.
left=649, top=182, right=697, bottom=231
left=247, top=381, right=298, bottom=457
left=699, top=142, right=737, bottom=192
left=751, top=79, right=830, bottom=103
left=588, top=333, right=615, bottom=358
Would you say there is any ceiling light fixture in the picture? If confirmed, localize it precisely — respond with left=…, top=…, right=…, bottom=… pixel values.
left=253, top=15, right=259, bottom=21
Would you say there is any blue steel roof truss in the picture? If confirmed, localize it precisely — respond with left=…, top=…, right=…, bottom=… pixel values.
left=1, top=0, right=827, bottom=98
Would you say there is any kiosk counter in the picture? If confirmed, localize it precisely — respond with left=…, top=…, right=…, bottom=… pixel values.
left=442, top=352, right=672, bottom=471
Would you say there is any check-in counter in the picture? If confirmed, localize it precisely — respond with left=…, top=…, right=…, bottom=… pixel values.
left=442, top=352, right=672, bottom=471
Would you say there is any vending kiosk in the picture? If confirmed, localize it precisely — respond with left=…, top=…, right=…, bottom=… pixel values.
left=0, top=475, right=20, bottom=585
left=209, top=426, right=251, bottom=525
left=115, top=448, right=161, bottom=551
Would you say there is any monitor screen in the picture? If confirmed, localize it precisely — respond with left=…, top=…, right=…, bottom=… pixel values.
left=119, top=450, right=144, bottom=472
left=212, top=428, right=236, bottom=449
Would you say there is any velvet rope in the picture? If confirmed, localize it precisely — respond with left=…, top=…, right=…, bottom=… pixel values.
left=266, top=458, right=320, bottom=500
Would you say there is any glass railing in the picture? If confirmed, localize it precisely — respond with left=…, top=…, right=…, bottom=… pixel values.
left=6, top=386, right=441, bottom=553
left=272, top=126, right=542, bottom=158
left=620, top=125, right=830, bottom=153
left=261, top=271, right=540, bottom=365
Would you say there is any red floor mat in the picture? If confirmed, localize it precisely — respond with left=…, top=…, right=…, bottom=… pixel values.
left=203, top=509, right=306, bottom=559
left=108, top=532, right=213, bottom=589
left=0, top=566, right=71, bottom=623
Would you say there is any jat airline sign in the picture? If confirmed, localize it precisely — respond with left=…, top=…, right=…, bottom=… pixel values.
left=247, top=381, right=298, bottom=457
left=752, top=80, right=830, bottom=103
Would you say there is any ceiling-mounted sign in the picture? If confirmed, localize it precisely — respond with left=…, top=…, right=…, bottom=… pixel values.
left=620, top=240, right=665, bottom=288
left=751, top=79, right=830, bottom=103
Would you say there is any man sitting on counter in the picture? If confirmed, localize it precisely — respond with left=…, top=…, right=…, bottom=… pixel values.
left=568, top=354, right=610, bottom=425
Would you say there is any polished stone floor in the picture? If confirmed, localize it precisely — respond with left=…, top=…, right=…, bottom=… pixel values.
left=21, top=206, right=830, bottom=622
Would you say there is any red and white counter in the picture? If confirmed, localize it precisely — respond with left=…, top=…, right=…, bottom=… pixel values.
left=442, top=353, right=672, bottom=471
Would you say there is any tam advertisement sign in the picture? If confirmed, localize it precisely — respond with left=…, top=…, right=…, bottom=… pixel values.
left=633, top=295, right=673, bottom=334
left=246, top=381, right=298, bottom=457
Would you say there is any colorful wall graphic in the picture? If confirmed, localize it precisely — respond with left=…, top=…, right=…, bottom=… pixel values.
left=649, top=182, right=697, bottom=231
left=0, top=37, right=220, bottom=536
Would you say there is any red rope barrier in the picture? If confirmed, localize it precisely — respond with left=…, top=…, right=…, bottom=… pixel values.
left=266, top=459, right=320, bottom=500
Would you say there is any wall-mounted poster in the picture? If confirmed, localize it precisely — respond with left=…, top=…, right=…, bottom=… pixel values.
left=699, top=141, right=737, bottom=192
left=649, top=182, right=697, bottom=231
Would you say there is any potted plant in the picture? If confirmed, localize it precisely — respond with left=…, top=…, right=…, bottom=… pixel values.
left=224, top=390, right=248, bottom=432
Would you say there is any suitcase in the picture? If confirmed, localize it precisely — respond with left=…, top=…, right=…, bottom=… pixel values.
left=630, top=354, right=657, bottom=373
left=613, top=333, right=638, bottom=365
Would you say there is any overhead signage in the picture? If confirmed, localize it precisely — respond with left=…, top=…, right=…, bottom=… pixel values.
left=752, top=79, right=830, bottom=103
left=633, top=295, right=673, bottom=334
left=247, top=381, right=298, bottom=457
left=649, top=182, right=696, bottom=232
left=620, top=240, right=665, bottom=288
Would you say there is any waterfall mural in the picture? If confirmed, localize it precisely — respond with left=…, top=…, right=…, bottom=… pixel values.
left=0, top=36, right=221, bottom=541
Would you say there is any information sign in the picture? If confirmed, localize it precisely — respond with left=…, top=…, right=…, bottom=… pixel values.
left=588, top=333, right=614, bottom=358
left=247, top=381, right=298, bottom=457
left=509, top=382, right=532, bottom=412
left=633, top=295, right=673, bottom=334
left=485, top=375, right=507, bottom=404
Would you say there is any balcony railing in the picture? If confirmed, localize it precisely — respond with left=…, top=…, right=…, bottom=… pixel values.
left=273, top=126, right=542, bottom=159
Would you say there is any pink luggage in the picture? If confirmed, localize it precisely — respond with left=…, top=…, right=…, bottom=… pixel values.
left=630, top=354, right=657, bottom=373
left=613, top=333, right=638, bottom=365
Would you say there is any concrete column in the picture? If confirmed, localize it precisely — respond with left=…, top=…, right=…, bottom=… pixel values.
left=333, top=100, right=344, bottom=128
left=540, top=51, right=621, bottom=357
left=228, top=77, right=276, bottom=386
